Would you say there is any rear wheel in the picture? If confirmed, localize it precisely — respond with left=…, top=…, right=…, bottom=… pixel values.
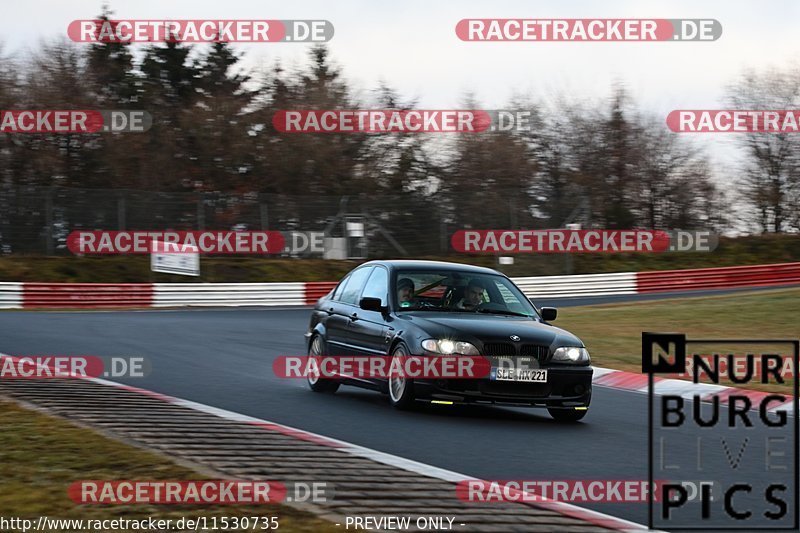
left=388, top=343, right=415, bottom=409
left=548, top=408, right=587, bottom=422
left=307, top=335, right=339, bottom=393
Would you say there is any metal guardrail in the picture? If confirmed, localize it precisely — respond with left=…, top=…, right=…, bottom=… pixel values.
left=305, top=282, right=338, bottom=305
left=0, top=282, right=23, bottom=309
left=153, top=282, right=306, bottom=307
left=637, top=262, right=800, bottom=292
left=1, top=262, right=799, bottom=309
left=21, top=283, right=153, bottom=308
left=514, top=272, right=637, bottom=298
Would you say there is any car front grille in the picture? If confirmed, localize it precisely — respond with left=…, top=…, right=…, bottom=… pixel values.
left=482, top=342, right=516, bottom=356
left=520, top=344, right=549, bottom=361
left=481, top=342, right=550, bottom=361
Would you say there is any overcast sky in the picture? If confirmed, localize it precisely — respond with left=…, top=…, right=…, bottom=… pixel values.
left=3, top=0, right=800, bottom=171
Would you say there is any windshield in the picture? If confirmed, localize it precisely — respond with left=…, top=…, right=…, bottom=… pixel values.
left=393, top=269, right=539, bottom=318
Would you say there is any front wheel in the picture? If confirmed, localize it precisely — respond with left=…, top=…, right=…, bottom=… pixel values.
left=307, top=335, right=339, bottom=393
left=388, top=343, right=415, bottom=409
left=548, top=408, right=587, bottom=422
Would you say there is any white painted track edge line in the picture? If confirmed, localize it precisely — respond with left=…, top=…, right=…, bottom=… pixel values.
left=0, top=352, right=651, bottom=532
left=90, top=376, right=652, bottom=532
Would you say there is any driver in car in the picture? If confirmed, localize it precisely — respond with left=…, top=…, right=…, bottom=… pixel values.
left=454, top=279, right=486, bottom=310
left=397, top=278, right=415, bottom=306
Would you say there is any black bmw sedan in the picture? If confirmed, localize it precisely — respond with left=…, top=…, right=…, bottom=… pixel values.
left=304, top=260, right=593, bottom=421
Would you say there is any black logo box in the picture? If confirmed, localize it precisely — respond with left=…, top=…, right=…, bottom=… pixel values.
left=643, top=333, right=799, bottom=531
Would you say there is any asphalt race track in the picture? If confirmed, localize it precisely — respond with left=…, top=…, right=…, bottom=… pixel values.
left=0, top=292, right=795, bottom=529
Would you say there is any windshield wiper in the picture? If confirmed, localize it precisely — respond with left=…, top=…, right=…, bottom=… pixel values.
left=476, top=309, right=534, bottom=318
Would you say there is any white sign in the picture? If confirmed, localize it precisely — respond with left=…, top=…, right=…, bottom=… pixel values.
left=346, top=220, right=365, bottom=237
left=150, top=241, right=200, bottom=276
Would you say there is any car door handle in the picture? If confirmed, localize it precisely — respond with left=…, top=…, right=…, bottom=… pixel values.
left=327, top=307, right=335, bottom=315
left=350, top=312, right=358, bottom=321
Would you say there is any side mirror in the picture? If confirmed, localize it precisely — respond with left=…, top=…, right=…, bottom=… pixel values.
left=540, top=307, right=558, bottom=321
left=359, top=297, right=387, bottom=313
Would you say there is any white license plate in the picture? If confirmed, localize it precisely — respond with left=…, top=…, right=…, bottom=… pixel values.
left=493, top=368, right=548, bottom=383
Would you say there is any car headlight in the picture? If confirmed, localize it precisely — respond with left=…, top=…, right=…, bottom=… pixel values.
left=422, top=339, right=479, bottom=355
left=551, top=346, right=590, bottom=363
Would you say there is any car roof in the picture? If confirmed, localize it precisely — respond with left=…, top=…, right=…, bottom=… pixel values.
left=359, top=260, right=502, bottom=276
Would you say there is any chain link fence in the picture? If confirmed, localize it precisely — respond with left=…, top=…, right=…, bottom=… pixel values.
left=0, top=185, right=543, bottom=257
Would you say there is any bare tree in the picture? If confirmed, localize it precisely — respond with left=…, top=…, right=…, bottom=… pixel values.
left=532, top=87, right=721, bottom=231
left=727, top=65, right=800, bottom=232
left=0, top=42, right=21, bottom=186
left=633, top=116, right=726, bottom=230
left=17, top=40, right=99, bottom=187
left=440, top=95, right=538, bottom=230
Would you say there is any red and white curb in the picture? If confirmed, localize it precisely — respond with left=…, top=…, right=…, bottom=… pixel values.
left=0, top=354, right=649, bottom=532
left=592, top=366, right=795, bottom=415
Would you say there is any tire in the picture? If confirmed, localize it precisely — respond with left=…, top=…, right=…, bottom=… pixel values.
left=548, top=408, right=588, bottom=422
left=388, top=342, right=416, bottom=409
left=307, top=335, right=340, bottom=393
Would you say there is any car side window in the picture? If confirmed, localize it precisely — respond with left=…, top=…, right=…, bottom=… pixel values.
left=339, top=267, right=373, bottom=305
left=331, top=275, right=350, bottom=301
left=494, top=280, right=520, bottom=304
left=361, top=267, right=388, bottom=306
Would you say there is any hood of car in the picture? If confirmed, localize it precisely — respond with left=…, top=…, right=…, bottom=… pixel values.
left=395, top=312, right=584, bottom=348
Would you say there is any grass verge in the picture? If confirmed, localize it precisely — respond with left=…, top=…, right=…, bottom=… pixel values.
left=555, top=287, right=800, bottom=394
left=0, top=399, right=338, bottom=532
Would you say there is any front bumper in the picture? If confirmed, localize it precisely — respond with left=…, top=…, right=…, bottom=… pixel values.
left=411, top=366, right=593, bottom=408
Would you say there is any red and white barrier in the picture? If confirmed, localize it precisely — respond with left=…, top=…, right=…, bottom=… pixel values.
left=636, top=262, right=800, bottom=293
left=152, top=282, right=307, bottom=308
left=21, top=282, right=153, bottom=309
left=514, top=272, right=637, bottom=298
left=0, top=282, right=23, bottom=309
left=305, top=281, right=338, bottom=304
left=0, top=262, right=799, bottom=309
